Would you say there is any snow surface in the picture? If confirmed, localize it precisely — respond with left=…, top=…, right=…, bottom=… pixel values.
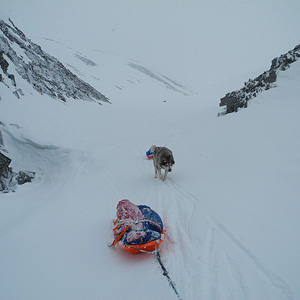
left=1, top=1, right=300, bottom=299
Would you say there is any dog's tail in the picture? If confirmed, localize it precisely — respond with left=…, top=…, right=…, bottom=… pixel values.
left=150, top=145, right=156, bottom=153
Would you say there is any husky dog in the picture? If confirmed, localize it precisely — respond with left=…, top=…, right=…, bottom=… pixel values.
left=150, top=145, right=175, bottom=181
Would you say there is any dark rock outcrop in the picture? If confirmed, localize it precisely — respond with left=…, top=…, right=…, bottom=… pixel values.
left=0, top=123, right=35, bottom=193
left=0, top=126, right=4, bottom=146
left=219, top=44, right=300, bottom=115
left=0, top=151, right=14, bottom=192
left=0, top=18, right=110, bottom=104
left=15, top=170, right=35, bottom=185
left=0, top=151, right=35, bottom=193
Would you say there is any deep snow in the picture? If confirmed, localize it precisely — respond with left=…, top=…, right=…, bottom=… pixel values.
left=1, top=1, right=300, bottom=299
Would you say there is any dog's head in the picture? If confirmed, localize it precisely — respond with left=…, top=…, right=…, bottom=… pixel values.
left=161, top=155, right=175, bottom=172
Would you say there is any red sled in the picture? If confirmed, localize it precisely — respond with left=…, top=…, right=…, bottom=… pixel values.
left=110, top=200, right=165, bottom=254
left=118, top=230, right=166, bottom=254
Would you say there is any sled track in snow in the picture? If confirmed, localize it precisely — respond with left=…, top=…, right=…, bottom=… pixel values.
left=150, top=178, right=294, bottom=300
left=95, top=152, right=293, bottom=300
left=149, top=178, right=203, bottom=299
left=204, top=217, right=294, bottom=300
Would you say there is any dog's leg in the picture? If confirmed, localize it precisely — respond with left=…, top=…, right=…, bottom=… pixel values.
left=154, top=160, right=158, bottom=178
left=158, top=168, right=163, bottom=180
left=163, top=169, right=168, bottom=181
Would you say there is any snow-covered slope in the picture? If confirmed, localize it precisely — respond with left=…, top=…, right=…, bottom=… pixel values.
left=219, top=44, right=300, bottom=114
left=0, top=18, right=109, bottom=103
left=1, top=1, right=300, bottom=299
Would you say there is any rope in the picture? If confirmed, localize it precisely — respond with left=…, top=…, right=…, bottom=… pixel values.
left=155, top=250, right=182, bottom=300
left=128, top=242, right=183, bottom=300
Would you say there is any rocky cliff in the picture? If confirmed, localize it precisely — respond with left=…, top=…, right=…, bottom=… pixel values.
left=1, top=18, right=112, bottom=192
left=0, top=124, right=35, bottom=192
left=219, top=44, right=300, bottom=115
left=0, top=18, right=110, bottom=104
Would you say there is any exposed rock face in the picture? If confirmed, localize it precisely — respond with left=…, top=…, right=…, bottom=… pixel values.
left=0, top=146, right=35, bottom=192
left=128, top=61, right=190, bottom=96
left=0, top=151, right=14, bottom=192
left=0, top=126, right=4, bottom=146
left=219, top=44, right=300, bottom=115
left=1, top=18, right=110, bottom=192
left=1, top=123, right=35, bottom=192
left=15, top=170, right=35, bottom=185
left=0, top=18, right=110, bottom=104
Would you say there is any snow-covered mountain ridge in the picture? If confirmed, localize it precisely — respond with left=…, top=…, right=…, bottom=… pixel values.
left=0, top=17, right=109, bottom=192
left=0, top=18, right=109, bottom=103
left=219, top=44, right=300, bottom=114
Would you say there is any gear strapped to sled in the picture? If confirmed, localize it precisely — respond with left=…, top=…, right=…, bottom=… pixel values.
left=111, top=199, right=165, bottom=254
left=109, top=200, right=181, bottom=299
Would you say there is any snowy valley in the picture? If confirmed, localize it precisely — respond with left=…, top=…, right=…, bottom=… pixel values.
left=1, top=1, right=300, bottom=300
